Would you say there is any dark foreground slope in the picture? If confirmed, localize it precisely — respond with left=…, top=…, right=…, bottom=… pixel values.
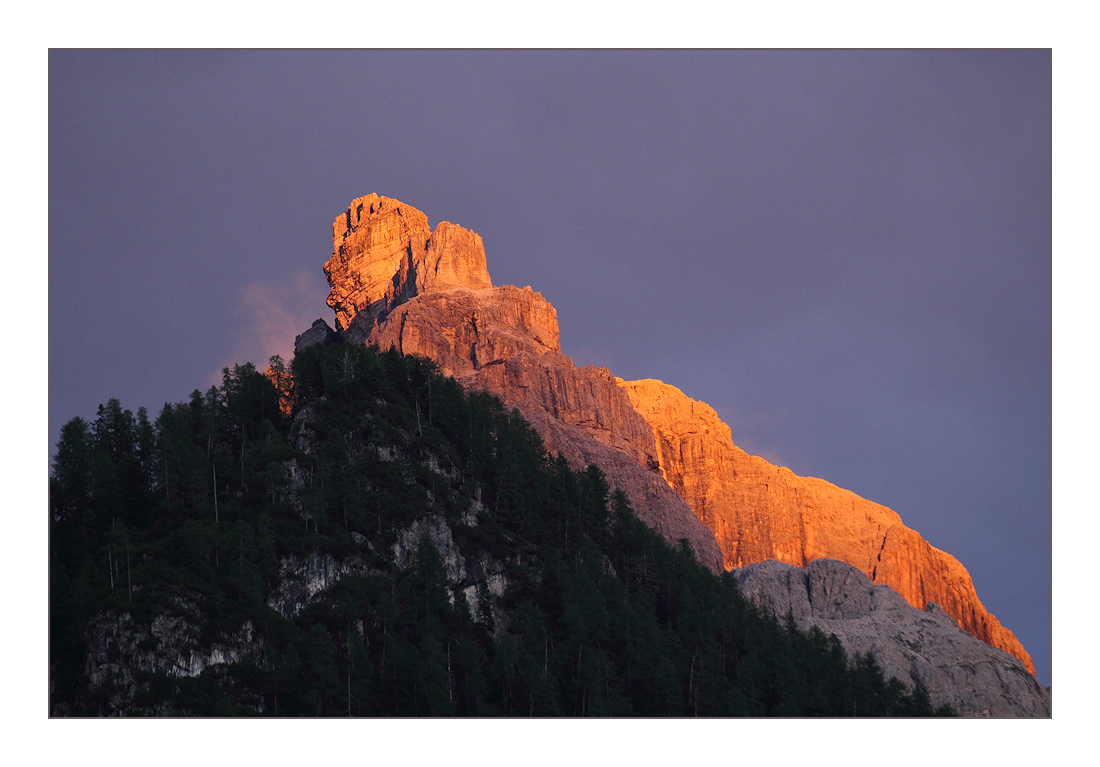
left=50, top=342, right=950, bottom=716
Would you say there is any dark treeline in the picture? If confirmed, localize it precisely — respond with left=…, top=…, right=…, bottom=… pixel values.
left=50, top=342, right=952, bottom=716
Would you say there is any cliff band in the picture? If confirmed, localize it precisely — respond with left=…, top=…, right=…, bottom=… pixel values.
left=320, top=194, right=1035, bottom=674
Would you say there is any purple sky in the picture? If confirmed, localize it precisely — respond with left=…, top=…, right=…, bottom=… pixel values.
left=49, top=50, right=1051, bottom=685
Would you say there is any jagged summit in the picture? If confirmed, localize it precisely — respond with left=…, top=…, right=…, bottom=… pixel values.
left=324, top=194, right=494, bottom=344
left=321, top=196, right=723, bottom=569
left=318, top=195, right=1036, bottom=676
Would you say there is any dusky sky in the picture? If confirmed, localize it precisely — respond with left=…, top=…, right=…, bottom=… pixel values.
left=48, top=49, right=1052, bottom=686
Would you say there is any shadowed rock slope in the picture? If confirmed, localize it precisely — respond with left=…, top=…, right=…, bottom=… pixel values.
left=52, top=350, right=949, bottom=716
left=321, top=194, right=1036, bottom=675
left=734, top=559, right=1049, bottom=717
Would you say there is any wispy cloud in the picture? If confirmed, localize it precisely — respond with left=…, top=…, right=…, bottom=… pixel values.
left=209, top=271, right=329, bottom=384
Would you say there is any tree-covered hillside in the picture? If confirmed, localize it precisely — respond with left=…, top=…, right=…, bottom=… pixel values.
left=49, top=341, right=952, bottom=716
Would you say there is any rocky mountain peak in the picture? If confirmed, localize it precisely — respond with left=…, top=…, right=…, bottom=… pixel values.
left=321, top=195, right=722, bottom=569
left=324, top=194, right=493, bottom=342
left=319, top=195, right=1038, bottom=681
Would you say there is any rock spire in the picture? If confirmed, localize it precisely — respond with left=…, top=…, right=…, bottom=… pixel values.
left=324, top=194, right=492, bottom=344
left=321, top=195, right=723, bottom=570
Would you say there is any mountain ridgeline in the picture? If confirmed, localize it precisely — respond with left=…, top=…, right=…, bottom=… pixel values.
left=310, top=195, right=1052, bottom=715
left=49, top=343, right=949, bottom=716
left=321, top=194, right=1034, bottom=674
left=50, top=194, right=1049, bottom=717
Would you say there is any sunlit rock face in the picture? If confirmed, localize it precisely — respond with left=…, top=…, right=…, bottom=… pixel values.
left=321, top=194, right=1035, bottom=674
left=372, top=285, right=560, bottom=376
left=618, top=377, right=1035, bottom=674
left=322, top=195, right=724, bottom=572
left=324, top=193, right=493, bottom=342
left=464, top=352, right=722, bottom=569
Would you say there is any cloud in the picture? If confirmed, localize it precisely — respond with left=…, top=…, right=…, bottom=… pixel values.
left=211, top=271, right=329, bottom=384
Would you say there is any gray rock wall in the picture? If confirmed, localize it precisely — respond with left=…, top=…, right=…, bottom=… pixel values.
left=733, top=558, right=1050, bottom=717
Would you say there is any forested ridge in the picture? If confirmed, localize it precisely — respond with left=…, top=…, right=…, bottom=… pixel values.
left=49, top=341, right=953, bottom=716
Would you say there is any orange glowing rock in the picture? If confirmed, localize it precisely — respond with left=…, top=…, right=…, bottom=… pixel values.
left=319, top=194, right=1036, bottom=674
left=324, top=194, right=492, bottom=344
left=320, top=195, right=724, bottom=569
left=617, top=377, right=1035, bottom=674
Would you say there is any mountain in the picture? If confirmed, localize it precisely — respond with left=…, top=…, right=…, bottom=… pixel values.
left=48, top=193, right=1042, bottom=716
left=620, top=378, right=1034, bottom=671
left=323, top=193, right=724, bottom=572
left=321, top=194, right=1035, bottom=675
left=51, top=343, right=948, bottom=716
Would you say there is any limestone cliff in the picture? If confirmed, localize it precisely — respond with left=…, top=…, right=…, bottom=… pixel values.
left=323, top=195, right=724, bottom=571
left=618, top=378, right=1035, bottom=673
left=734, top=559, right=1049, bottom=717
left=319, top=194, right=1035, bottom=675
left=324, top=193, right=493, bottom=343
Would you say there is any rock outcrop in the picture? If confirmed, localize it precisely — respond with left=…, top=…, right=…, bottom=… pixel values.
left=324, top=193, right=492, bottom=344
left=322, top=195, right=724, bottom=571
left=294, top=317, right=341, bottom=353
left=318, top=194, right=1036, bottom=676
left=618, top=378, right=1035, bottom=673
left=734, top=559, right=1050, bottom=717
left=82, top=602, right=266, bottom=714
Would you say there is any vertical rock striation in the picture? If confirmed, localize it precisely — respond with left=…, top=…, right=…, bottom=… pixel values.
left=324, top=193, right=492, bottom=343
left=618, top=377, right=1035, bottom=673
left=321, top=195, right=724, bottom=571
left=318, top=194, right=1036, bottom=676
